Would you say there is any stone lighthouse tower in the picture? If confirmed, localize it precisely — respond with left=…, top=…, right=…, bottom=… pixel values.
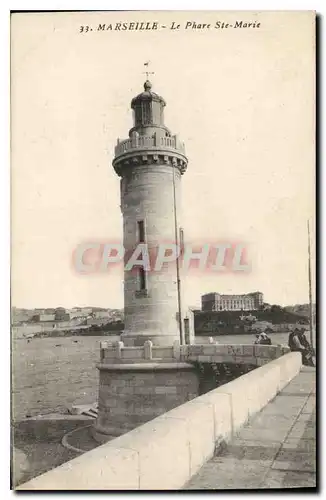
left=113, top=79, right=188, bottom=347
left=93, top=80, right=198, bottom=442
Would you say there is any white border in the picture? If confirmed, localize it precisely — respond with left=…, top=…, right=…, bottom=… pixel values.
left=5, top=1, right=326, bottom=10
left=3, top=1, right=323, bottom=499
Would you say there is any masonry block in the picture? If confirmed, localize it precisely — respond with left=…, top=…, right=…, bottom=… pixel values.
left=103, top=349, right=116, bottom=361
left=257, top=364, right=281, bottom=408
left=274, top=345, right=283, bottom=359
left=18, top=445, right=139, bottom=490
left=153, top=347, right=173, bottom=359
left=209, top=355, right=226, bottom=364
left=196, top=392, right=232, bottom=445
left=254, top=345, right=275, bottom=358
left=272, top=352, right=301, bottom=390
left=105, top=415, right=190, bottom=490
left=120, top=348, right=144, bottom=360
left=215, top=354, right=236, bottom=363
left=239, top=356, right=257, bottom=366
left=202, top=346, right=215, bottom=355
left=242, top=345, right=254, bottom=356
left=226, top=345, right=243, bottom=356
left=257, top=358, right=270, bottom=366
left=154, top=386, right=178, bottom=395
left=188, top=345, right=204, bottom=356
left=94, top=363, right=200, bottom=439
left=222, top=385, right=251, bottom=429
left=163, top=399, right=215, bottom=477
left=211, top=344, right=230, bottom=356
left=133, top=386, right=157, bottom=395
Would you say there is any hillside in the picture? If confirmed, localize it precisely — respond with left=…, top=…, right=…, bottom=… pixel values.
left=195, top=308, right=308, bottom=325
left=194, top=307, right=309, bottom=336
left=284, top=304, right=316, bottom=318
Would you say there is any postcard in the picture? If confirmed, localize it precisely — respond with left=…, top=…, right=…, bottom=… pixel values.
left=11, top=10, right=316, bottom=490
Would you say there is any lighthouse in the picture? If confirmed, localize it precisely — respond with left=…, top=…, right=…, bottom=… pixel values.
left=113, top=79, right=188, bottom=347
left=93, top=79, right=198, bottom=442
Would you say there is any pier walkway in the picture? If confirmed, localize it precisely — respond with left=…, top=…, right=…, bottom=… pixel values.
left=185, top=366, right=316, bottom=490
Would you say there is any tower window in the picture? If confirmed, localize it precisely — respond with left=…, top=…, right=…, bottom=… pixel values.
left=139, top=267, right=146, bottom=291
left=134, top=105, right=142, bottom=126
left=138, top=220, right=145, bottom=243
left=137, top=220, right=146, bottom=291
left=141, top=101, right=152, bottom=124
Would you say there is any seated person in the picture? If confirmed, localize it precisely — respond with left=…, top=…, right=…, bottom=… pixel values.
left=254, top=332, right=272, bottom=345
left=288, top=328, right=314, bottom=366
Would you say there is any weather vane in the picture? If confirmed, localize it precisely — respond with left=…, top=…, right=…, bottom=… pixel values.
left=143, top=61, right=154, bottom=80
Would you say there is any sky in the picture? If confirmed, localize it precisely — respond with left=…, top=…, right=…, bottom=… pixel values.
left=11, top=10, right=315, bottom=309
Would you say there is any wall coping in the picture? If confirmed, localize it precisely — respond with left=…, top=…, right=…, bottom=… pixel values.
left=100, top=339, right=290, bottom=366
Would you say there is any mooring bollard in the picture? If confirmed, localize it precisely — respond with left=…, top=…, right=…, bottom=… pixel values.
left=100, top=341, right=108, bottom=361
left=114, top=340, right=124, bottom=359
left=173, top=340, right=181, bottom=360
left=144, top=340, right=153, bottom=360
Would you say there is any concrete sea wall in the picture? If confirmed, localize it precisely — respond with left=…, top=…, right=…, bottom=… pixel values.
left=18, top=351, right=301, bottom=490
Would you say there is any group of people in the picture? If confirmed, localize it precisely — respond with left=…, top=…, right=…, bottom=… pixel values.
left=253, top=326, right=315, bottom=367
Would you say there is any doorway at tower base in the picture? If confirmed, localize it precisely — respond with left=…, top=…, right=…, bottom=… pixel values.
left=92, top=361, right=199, bottom=443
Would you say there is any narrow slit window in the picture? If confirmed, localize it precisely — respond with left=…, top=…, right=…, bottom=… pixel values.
left=138, top=220, right=145, bottom=243
left=139, top=268, right=146, bottom=291
left=137, top=220, right=146, bottom=291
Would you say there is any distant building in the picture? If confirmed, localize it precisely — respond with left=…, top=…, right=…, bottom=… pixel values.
left=86, top=317, right=108, bottom=326
left=75, top=307, right=93, bottom=315
left=31, top=312, right=70, bottom=323
left=54, top=310, right=70, bottom=321
left=44, top=308, right=56, bottom=314
left=67, top=307, right=95, bottom=318
left=201, top=292, right=264, bottom=312
left=11, top=311, right=31, bottom=324
left=93, top=311, right=110, bottom=319
left=32, top=314, right=56, bottom=322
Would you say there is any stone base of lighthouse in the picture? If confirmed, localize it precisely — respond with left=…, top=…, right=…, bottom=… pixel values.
left=121, top=332, right=181, bottom=347
left=92, top=341, right=199, bottom=443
